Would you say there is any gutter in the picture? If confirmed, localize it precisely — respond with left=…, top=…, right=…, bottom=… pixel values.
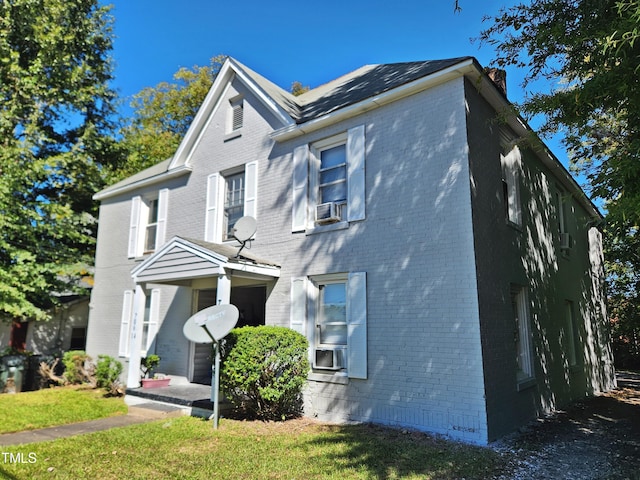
left=93, top=164, right=192, bottom=201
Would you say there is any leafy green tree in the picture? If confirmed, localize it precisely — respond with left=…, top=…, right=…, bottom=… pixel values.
left=110, top=56, right=225, bottom=182
left=0, top=0, right=118, bottom=321
left=479, top=0, right=640, bottom=365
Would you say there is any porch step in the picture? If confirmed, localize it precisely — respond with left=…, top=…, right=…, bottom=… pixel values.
left=125, top=383, right=231, bottom=418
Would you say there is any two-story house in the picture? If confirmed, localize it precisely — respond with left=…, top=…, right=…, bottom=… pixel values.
left=86, top=56, right=615, bottom=444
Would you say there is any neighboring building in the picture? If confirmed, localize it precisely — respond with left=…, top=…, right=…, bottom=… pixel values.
left=0, top=295, right=89, bottom=356
left=86, top=56, right=615, bottom=444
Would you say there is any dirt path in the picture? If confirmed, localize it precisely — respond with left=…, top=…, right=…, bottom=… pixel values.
left=494, top=371, right=640, bottom=479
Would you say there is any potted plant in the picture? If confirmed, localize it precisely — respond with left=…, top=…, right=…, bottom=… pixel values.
left=140, top=355, right=170, bottom=388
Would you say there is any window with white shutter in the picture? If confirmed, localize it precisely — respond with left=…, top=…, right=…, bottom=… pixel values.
left=292, top=272, right=367, bottom=380
left=205, top=162, right=258, bottom=243
left=127, top=189, right=169, bottom=258
left=291, top=125, right=366, bottom=233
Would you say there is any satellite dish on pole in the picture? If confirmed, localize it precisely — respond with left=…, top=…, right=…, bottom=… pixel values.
left=182, top=304, right=239, bottom=430
left=231, top=216, right=257, bottom=257
left=183, top=304, right=239, bottom=343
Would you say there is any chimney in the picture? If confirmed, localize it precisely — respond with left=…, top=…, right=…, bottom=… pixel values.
left=484, top=68, right=507, bottom=96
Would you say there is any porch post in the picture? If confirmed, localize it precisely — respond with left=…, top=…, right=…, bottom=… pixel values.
left=126, top=284, right=146, bottom=388
left=216, top=271, right=231, bottom=305
left=212, top=271, right=231, bottom=408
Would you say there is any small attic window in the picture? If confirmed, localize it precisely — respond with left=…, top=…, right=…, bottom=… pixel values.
left=228, top=97, right=244, bottom=133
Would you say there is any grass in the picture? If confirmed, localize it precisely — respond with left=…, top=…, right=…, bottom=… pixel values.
left=0, top=417, right=506, bottom=479
left=0, top=386, right=127, bottom=434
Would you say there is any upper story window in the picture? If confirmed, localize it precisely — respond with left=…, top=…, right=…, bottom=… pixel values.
left=501, top=144, right=522, bottom=227
left=292, top=125, right=365, bottom=233
left=555, top=189, right=574, bottom=254
left=205, top=161, right=258, bottom=243
left=144, top=198, right=159, bottom=253
left=128, top=189, right=168, bottom=258
left=223, top=171, right=245, bottom=240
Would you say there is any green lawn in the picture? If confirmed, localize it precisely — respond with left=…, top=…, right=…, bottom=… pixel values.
left=0, top=386, right=127, bottom=434
left=0, top=416, right=505, bottom=479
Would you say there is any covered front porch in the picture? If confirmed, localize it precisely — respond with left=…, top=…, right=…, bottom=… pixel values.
left=125, top=236, right=280, bottom=390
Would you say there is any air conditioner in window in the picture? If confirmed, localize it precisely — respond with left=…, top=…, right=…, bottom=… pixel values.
left=560, top=232, right=574, bottom=250
left=313, top=348, right=345, bottom=370
left=315, top=202, right=343, bottom=224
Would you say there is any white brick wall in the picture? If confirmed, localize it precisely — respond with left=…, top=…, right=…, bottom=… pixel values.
left=88, top=75, right=489, bottom=443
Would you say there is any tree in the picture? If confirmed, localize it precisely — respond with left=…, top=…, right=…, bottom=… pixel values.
left=0, top=0, right=118, bottom=321
left=479, top=0, right=640, bottom=365
left=110, top=56, right=225, bottom=182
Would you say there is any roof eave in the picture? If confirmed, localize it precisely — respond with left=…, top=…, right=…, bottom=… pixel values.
left=270, top=58, right=477, bottom=142
left=93, top=164, right=192, bottom=201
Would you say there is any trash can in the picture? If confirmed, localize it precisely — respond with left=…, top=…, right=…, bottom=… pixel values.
left=0, top=355, right=26, bottom=393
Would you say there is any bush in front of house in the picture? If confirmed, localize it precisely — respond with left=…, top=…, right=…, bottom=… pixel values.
left=95, top=355, right=124, bottom=396
left=221, top=326, right=309, bottom=420
left=62, top=350, right=93, bottom=385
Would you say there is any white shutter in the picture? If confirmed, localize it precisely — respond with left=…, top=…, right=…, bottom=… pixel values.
left=156, top=189, right=169, bottom=249
left=347, top=125, right=366, bottom=222
left=146, top=289, right=161, bottom=352
left=347, top=272, right=367, bottom=379
left=205, top=173, right=221, bottom=242
left=118, top=290, right=134, bottom=357
left=292, top=145, right=309, bottom=232
left=244, top=161, right=258, bottom=219
left=128, top=196, right=142, bottom=258
left=290, top=277, right=307, bottom=335
left=502, top=147, right=522, bottom=225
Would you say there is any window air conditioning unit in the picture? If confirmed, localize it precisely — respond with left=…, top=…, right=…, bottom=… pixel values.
left=560, top=232, right=574, bottom=250
left=313, top=348, right=345, bottom=370
left=315, top=202, right=342, bottom=224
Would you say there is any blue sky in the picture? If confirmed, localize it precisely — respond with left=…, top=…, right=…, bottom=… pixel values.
left=105, top=1, right=568, bottom=163
left=107, top=1, right=523, bottom=103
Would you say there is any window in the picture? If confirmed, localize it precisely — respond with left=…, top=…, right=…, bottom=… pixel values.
left=223, top=172, right=245, bottom=240
left=564, top=300, right=579, bottom=367
left=317, top=282, right=347, bottom=345
left=292, top=125, right=365, bottom=232
left=511, top=286, right=534, bottom=384
left=290, top=272, right=367, bottom=379
left=556, top=190, right=573, bottom=253
left=69, top=327, right=87, bottom=351
left=118, top=288, right=160, bottom=357
left=501, top=145, right=522, bottom=226
left=128, top=189, right=168, bottom=258
left=144, top=198, right=159, bottom=253
left=205, top=161, right=258, bottom=243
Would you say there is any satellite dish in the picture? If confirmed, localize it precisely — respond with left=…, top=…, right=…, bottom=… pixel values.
left=183, top=304, right=239, bottom=343
left=232, top=216, right=257, bottom=242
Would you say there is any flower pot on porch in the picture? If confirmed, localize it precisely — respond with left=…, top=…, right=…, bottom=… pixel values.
left=141, top=377, right=171, bottom=389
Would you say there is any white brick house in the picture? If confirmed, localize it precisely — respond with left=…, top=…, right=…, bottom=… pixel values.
left=86, top=56, right=615, bottom=444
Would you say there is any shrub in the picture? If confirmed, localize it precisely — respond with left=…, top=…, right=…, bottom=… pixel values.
left=62, top=350, right=93, bottom=385
left=95, top=355, right=124, bottom=396
left=140, top=354, right=161, bottom=379
left=221, top=326, right=309, bottom=420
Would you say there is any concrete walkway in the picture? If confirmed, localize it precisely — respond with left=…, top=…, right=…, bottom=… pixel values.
left=0, top=402, right=183, bottom=446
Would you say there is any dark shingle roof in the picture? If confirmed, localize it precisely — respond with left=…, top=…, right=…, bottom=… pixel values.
left=233, top=57, right=474, bottom=124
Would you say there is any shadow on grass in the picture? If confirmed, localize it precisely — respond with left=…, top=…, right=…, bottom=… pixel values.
left=0, top=465, right=20, bottom=480
left=301, top=423, right=503, bottom=480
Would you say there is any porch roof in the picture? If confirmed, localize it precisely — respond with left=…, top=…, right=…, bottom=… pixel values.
left=131, top=236, right=281, bottom=284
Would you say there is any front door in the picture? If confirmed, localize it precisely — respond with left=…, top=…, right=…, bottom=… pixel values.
left=190, top=286, right=267, bottom=384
